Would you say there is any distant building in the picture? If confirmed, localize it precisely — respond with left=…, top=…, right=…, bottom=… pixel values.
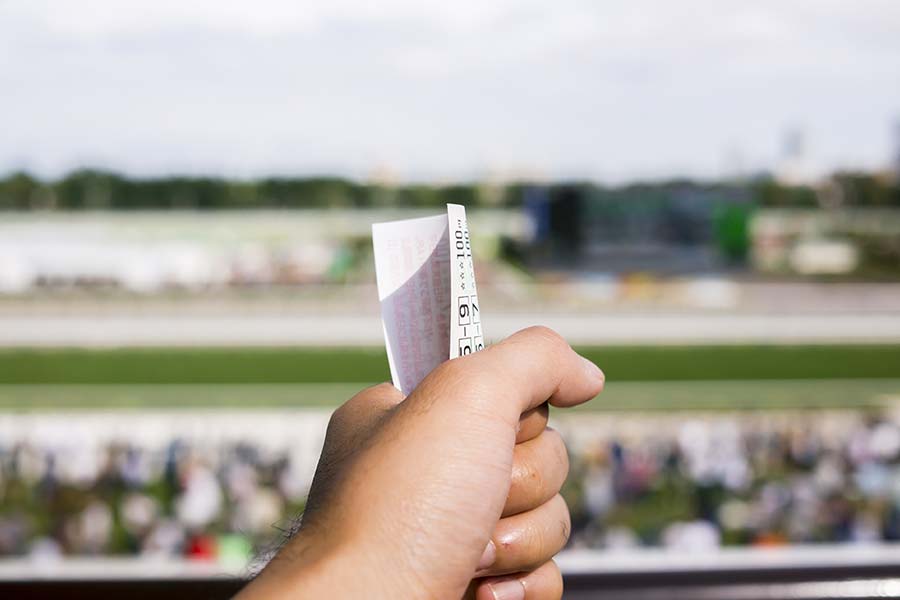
left=521, top=184, right=752, bottom=275
left=776, top=127, right=818, bottom=186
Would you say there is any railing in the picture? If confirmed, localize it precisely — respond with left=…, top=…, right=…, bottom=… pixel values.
left=3, top=546, right=900, bottom=599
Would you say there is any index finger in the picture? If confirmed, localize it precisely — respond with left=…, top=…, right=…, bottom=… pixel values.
left=516, top=404, right=548, bottom=444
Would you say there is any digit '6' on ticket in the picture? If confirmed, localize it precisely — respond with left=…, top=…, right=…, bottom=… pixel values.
left=372, top=204, right=484, bottom=396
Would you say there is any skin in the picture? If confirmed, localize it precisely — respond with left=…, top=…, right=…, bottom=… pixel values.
left=237, top=326, right=605, bottom=599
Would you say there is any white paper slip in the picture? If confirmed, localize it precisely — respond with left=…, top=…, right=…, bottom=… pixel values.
left=372, top=203, right=484, bottom=396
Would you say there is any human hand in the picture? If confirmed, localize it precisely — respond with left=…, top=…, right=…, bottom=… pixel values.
left=238, top=326, right=604, bottom=599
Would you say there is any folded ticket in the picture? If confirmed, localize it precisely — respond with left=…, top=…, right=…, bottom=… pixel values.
left=372, top=204, right=484, bottom=396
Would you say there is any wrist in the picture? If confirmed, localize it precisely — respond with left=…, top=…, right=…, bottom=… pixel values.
left=244, top=523, right=422, bottom=600
left=313, top=534, right=431, bottom=599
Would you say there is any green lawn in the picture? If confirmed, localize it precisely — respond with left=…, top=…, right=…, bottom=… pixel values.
left=1, top=344, right=898, bottom=384
left=0, top=345, right=897, bottom=412
left=0, top=379, right=897, bottom=412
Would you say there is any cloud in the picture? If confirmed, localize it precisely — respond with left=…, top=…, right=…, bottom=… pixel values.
left=1, top=0, right=898, bottom=181
left=3, top=0, right=530, bottom=37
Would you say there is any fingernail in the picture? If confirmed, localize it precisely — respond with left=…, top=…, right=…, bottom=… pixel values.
left=477, top=540, right=496, bottom=570
left=581, top=356, right=604, bottom=381
left=488, top=579, right=525, bottom=600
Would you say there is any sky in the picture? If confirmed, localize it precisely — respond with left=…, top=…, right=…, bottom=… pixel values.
left=1, top=0, right=899, bottom=183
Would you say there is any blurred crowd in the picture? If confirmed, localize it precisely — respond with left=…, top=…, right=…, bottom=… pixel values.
left=562, top=411, right=900, bottom=550
left=1, top=408, right=899, bottom=565
left=0, top=411, right=328, bottom=567
left=0, top=439, right=313, bottom=567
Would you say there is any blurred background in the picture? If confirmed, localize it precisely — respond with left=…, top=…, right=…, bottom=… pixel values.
left=2, top=1, right=900, bottom=597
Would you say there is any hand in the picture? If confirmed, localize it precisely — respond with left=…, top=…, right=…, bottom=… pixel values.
left=238, top=326, right=604, bottom=599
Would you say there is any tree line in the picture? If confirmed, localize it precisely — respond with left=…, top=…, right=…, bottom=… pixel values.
left=0, top=169, right=897, bottom=210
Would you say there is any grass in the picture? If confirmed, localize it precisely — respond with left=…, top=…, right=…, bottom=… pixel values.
left=0, top=344, right=897, bottom=412
left=0, top=344, right=898, bottom=385
left=0, top=379, right=897, bottom=412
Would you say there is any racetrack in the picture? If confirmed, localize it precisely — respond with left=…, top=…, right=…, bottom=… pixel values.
left=1, top=379, right=898, bottom=412
left=2, top=312, right=900, bottom=346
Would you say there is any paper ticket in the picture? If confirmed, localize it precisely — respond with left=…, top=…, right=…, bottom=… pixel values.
left=372, top=204, right=484, bottom=396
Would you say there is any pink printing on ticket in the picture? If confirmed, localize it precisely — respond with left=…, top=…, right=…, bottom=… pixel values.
left=372, top=204, right=483, bottom=396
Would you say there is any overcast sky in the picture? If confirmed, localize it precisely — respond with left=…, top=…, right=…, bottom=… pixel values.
left=2, top=0, right=899, bottom=183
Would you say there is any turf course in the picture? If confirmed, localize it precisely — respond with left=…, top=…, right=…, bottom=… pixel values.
left=2, top=344, right=899, bottom=384
left=0, top=379, right=898, bottom=412
left=0, top=345, right=897, bottom=411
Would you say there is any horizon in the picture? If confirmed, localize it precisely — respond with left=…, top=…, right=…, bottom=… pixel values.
left=1, top=164, right=894, bottom=189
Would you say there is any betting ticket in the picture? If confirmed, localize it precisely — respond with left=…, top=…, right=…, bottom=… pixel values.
left=372, top=204, right=484, bottom=396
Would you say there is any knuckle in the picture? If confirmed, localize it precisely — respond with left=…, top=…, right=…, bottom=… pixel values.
left=532, top=499, right=568, bottom=562
left=369, top=381, right=401, bottom=397
left=560, top=505, right=571, bottom=547
left=547, top=429, right=570, bottom=480
left=522, top=325, right=567, bottom=352
left=559, top=449, right=570, bottom=483
left=367, top=382, right=405, bottom=409
left=553, top=495, right=572, bottom=548
left=327, top=403, right=351, bottom=431
left=329, top=382, right=396, bottom=431
left=520, top=326, right=571, bottom=376
left=513, top=447, right=546, bottom=504
left=510, top=432, right=571, bottom=515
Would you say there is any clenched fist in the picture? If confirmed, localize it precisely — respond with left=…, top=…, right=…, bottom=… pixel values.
left=238, top=327, right=604, bottom=600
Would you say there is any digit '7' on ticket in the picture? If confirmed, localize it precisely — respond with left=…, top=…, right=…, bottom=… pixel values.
left=372, top=204, right=484, bottom=396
